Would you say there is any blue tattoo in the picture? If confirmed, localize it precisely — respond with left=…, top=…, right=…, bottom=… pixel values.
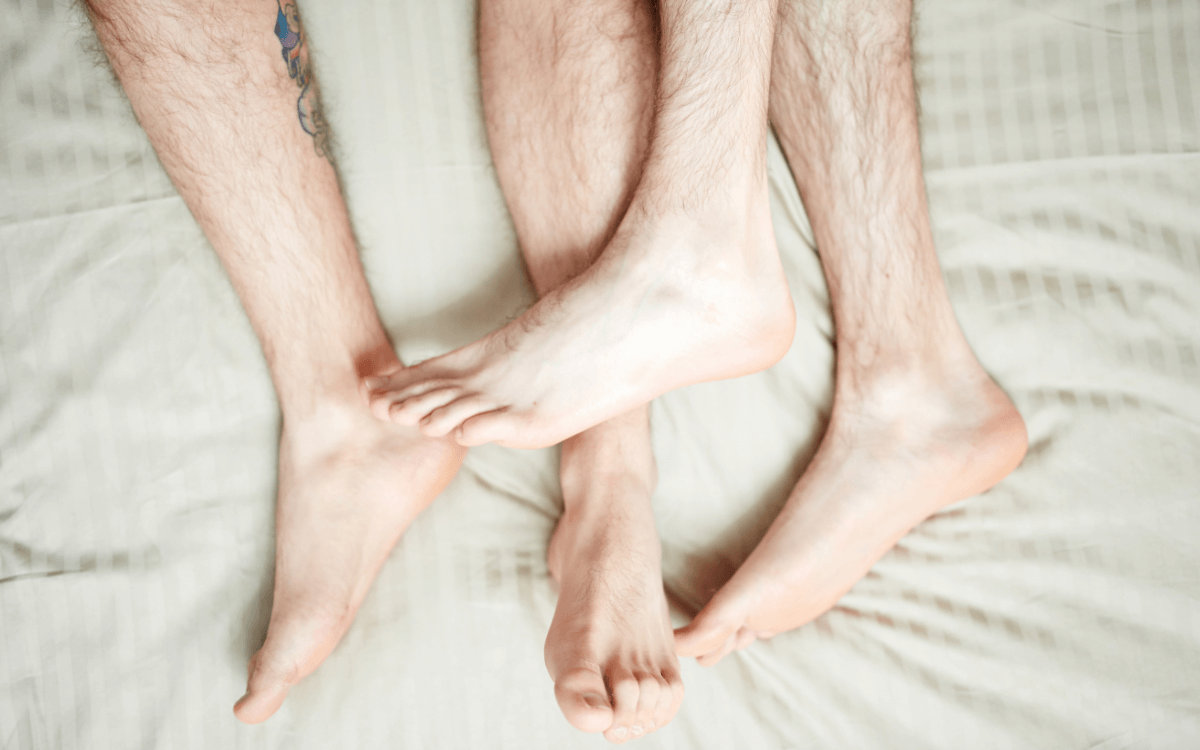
left=274, top=1, right=330, bottom=157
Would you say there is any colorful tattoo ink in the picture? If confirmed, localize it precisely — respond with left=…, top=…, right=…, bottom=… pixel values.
left=274, top=1, right=331, bottom=158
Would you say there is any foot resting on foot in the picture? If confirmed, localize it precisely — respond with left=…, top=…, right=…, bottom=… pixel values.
left=365, top=209, right=795, bottom=450
left=674, top=363, right=1028, bottom=665
left=545, top=412, right=685, bottom=743
left=233, top=400, right=465, bottom=723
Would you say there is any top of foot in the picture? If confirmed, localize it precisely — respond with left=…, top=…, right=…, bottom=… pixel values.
left=675, top=369, right=1028, bottom=665
left=544, top=412, right=684, bottom=743
left=233, top=401, right=465, bottom=723
left=367, top=210, right=795, bottom=449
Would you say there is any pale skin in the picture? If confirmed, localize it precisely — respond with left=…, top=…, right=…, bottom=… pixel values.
left=476, top=0, right=1030, bottom=715
left=86, top=0, right=1029, bottom=739
left=366, top=0, right=796, bottom=450
left=479, top=0, right=683, bottom=741
left=673, top=0, right=1029, bottom=664
left=85, top=0, right=465, bottom=723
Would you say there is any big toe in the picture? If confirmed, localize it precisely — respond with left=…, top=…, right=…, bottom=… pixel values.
left=554, top=667, right=615, bottom=735
left=456, top=408, right=521, bottom=448
left=233, top=613, right=347, bottom=724
left=674, top=608, right=742, bottom=660
left=233, top=647, right=298, bottom=724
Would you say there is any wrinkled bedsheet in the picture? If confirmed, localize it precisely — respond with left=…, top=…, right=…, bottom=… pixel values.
left=2, top=0, right=1199, bottom=747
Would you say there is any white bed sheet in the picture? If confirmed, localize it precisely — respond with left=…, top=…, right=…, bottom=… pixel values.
left=2, top=0, right=1199, bottom=747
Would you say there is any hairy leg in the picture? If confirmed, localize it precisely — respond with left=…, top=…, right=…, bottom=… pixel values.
left=480, top=0, right=680, bottom=741
left=367, top=0, right=795, bottom=450
left=547, top=409, right=682, bottom=744
left=86, top=0, right=466, bottom=722
left=675, top=0, right=1028, bottom=665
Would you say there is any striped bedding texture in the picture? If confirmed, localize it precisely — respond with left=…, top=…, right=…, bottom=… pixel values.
left=2, top=0, right=1198, bottom=747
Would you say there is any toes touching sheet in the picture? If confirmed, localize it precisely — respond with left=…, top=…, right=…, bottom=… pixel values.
left=357, top=0, right=1029, bottom=736
left=275, top=0, right=1029, bottom=737
left=544, top=410, right=685, bottom=742
left=91, top=0, right=1028, bottom=736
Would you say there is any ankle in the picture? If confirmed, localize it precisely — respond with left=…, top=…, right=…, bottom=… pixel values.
left=280, top=389, right=388, bottom=457
left=560, top=458, right=656, bottom=510
left=277, top=345, right=402, bottom=426
left=833, top=342, right=999, bottom=414
left=639, top=179, right=768, bottom=231
left=560, top=423, right=656, bottom=508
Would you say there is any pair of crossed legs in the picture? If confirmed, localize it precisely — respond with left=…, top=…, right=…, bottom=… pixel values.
left=233, top=0, right=1027, bottom=741
left=364, top=0, right=1027, bottom=740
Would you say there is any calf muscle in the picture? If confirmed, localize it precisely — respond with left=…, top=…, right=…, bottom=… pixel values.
left=86, top=0, right=392, bottom=415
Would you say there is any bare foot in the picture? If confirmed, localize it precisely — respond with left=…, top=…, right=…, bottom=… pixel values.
left=544, top=415, right=684, bottom=743
left=365, top=207, right=795, bottom=449
left=674, top=361, right=1028, bottom=665
left=233, top=400, right=465, bottom=723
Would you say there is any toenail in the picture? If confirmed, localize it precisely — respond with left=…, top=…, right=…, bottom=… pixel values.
left=363, top=377, right=382, bottom=390
left=613, top=727, right=628, bottom=739
left=582, top=693, right=607, bottom=709
left=631, top=725, right=644, bottom=736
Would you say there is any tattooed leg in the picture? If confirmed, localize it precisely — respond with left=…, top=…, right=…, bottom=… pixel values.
left=274, top=1, right=330, bottom=157
left=367, top=0, right=795, bottom=450
left=85, top=0, right=464, bottom=723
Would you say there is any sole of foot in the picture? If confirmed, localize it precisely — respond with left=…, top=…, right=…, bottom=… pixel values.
left=366, top=207, right=795, bottom=449
left=544, top=418, right=684, bottom=743
left=674, top=366, right=1028, bottom=665
left=233, top=404, right=465, bottom=723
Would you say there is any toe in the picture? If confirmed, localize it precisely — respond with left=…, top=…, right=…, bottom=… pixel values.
left=233, top=603, right=354, bottom=725
left=694, top=628, right=759, bottom=669
left=361, top=369, right=403, bottom=396
left=656, top=668, right=685, bottom=729
left=553, top=667, right=614, bottom=735
left=631, top=673, right=662, bottom=736
left=233, top=643, right=299, bottom=724
left=419, top=395, right=495, bottom=438
left=365, top=372, right=439, bottom=420
left=388, top=387, right=463, bottom=426
left=674, top=605, right=743, bottom=659
left=604, top=672, right=640, bottom=743
left=734, top=626, right=758, bottom=651
left=368, top=390, right=396, bottom=421
left=695, top=630, right=739, bottom=667
left=455, top=408, right=519, bottom=448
